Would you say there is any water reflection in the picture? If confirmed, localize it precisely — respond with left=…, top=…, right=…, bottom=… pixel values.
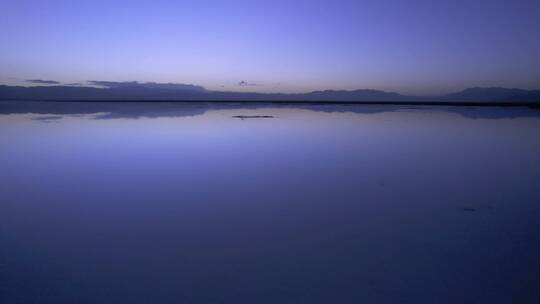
left=1, top=101, right=539, bottom=303
left=1, top=100, right=539, bottom=120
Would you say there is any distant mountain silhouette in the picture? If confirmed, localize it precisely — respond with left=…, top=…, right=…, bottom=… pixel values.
left=438, top=87, right=540, bottom=102
left=299, top=89, right=409, bottom=102
left=1, top=82, right=539, bottom=103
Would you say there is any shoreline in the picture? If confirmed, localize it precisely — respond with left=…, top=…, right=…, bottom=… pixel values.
left=2, top=99, right=540, bottom=108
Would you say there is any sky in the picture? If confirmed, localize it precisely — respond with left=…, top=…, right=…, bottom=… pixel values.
left=1, top=0, right=539, bottom=95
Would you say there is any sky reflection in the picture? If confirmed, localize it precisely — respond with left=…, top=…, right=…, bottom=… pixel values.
left=1, top=103, right=539, bottom=303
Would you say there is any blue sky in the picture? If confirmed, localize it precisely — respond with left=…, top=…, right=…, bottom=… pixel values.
left=1, top=0, right=539, bottom=95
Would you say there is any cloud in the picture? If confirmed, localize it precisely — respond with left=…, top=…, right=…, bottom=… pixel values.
left=87, top=81, right=206, bottom=91
left=238, top=80, right=261, bottom=87
left=30, top=115, right=63, bottom=122
left=26, top=79, right=61, bottom=84
left=87, top=81, right=138, bottom=88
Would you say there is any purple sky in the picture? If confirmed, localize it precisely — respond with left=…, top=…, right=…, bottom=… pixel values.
left=1, top=0, right=539, bottom=95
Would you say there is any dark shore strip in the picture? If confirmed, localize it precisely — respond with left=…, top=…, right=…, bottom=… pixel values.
left=233, top=115, right=275, bottom=119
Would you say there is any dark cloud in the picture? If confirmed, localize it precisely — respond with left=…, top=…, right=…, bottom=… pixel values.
left=238, top=80, right=261, bottom=87
left=30, top=115, right=63, bottom=123
left=87, top=81, right=206, bottom=91
left=26, top=79, right=61, bottom=84
left=87, top=81, right=138, bottom=88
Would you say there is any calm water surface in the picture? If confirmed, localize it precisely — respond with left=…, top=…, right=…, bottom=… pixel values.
left=1, top=102, right=539, bottom=303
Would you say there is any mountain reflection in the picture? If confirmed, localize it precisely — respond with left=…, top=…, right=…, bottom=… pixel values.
left=1, top=101, right=539, bottom=120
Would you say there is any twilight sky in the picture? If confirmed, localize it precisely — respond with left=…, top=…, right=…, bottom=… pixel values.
left=1, top=0, right=539, bottom=95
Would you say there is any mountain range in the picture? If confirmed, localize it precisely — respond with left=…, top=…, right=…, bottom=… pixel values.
left=1, top=82, right=539, bottom=103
